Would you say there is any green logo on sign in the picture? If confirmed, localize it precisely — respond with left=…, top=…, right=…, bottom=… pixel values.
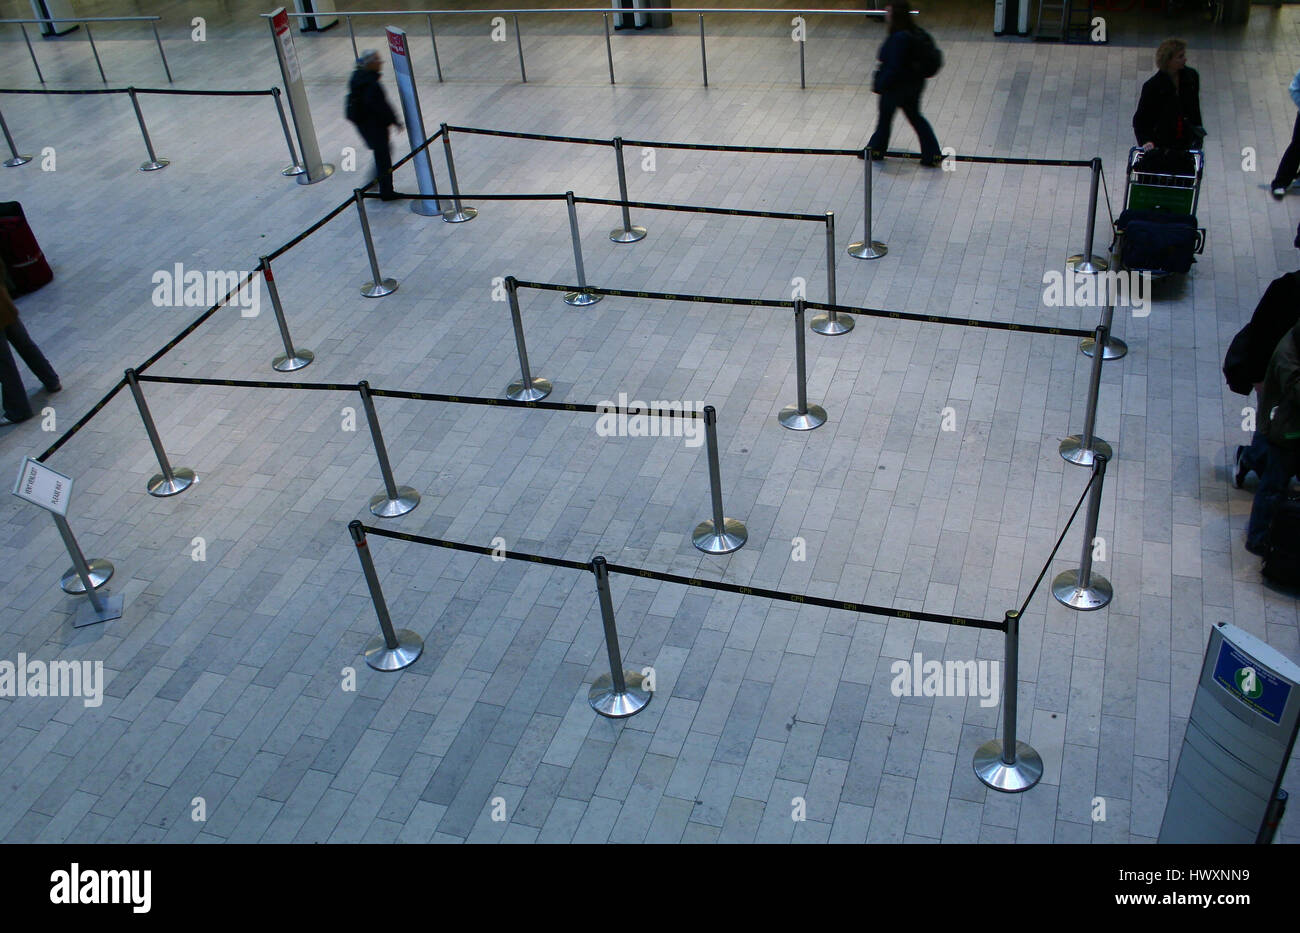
left=1235, top=667, right=1263, bottom=699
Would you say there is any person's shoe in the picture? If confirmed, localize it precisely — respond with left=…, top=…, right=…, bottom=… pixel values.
left=43, top=380, right=61, bottom=394
left=1233, top=445, right=1249, bottom=488
left=1246, top=539, right=1269, bottom=558
left=0, top=412, right=31, bottom=426
left=1271, top=185, right=1286, bottom=200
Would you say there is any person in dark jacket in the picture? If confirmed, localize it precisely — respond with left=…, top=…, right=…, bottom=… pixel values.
left=1133, top=38, right=1205, bottom=151
left=865, top=2, right=941, bottom=167
left=1246, top=320, right=1300, bottom=556
left=0, top=260, right=60, bottom=426
left=346, top=50, right=403, bottom=201
left=1227, top=222, right=1300, bottom=487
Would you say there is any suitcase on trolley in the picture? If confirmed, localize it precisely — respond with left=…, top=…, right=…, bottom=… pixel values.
left=0, top=202, right=53, bottom=296
left=1115, top=208, right=1202, bottom=275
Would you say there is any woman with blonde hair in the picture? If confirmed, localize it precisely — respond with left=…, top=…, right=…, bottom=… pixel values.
left=1133, top=38, right=1205, bottom=151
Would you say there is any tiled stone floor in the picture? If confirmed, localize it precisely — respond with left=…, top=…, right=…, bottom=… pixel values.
left=0, top=0, right=1297, bottom=843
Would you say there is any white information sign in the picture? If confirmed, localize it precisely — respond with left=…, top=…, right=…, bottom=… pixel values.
left=12, top=457, right=72, bottom=517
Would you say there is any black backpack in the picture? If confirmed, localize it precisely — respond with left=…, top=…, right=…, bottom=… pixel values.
left=909, top=28, right=942, bottom=79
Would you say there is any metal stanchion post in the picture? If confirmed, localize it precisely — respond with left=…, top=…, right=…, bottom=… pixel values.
left=151, top=22, right=174, bottom=83
left=587, top=556, right=652, bottom=717
left=354, top=191, right=398, bottom=298
left=1067, top=157, right=1108, bottom=274
left=0, top=107, right=32, bottom=167
left=1081, top=283, right=1128, bottom=361
left=514, top=15, right=527, bottom=83
left=973, top=610, right=1044, bottom=792
left=127, top=88, right=168, bottom=172
left=779, top=300, right=828, bottom=430
left=505, top=276, right=551, bottom=401
left=271, top=87, right=305, bottom=176
left=56, top=516, right=114, bottom=596
left=603, top=12, right=615, bottom=85
left=609, top=137, right=646, bottom=243
left=348, top=521, right=423, bottom=670
left=346, top=16, right=358, bottom=61
left=563, top=191, right=601, bottom=307
left=692, top=405, right=748, bottom=554
left=1060, top=324, right=1114, bottom=465
left=357, top=381, right=420, bottom=518
left=20, top=24, right=44, bottom=84
left=427, top=15, right=444, bottom=82
left=54, top=514, right=123, bottom=627
left=811, top=212, right=852, bottom=335
left=125, top=368, right=197, bottom=497
left=699, top=14, right=708, bottom=87
left=798, top=28, right=806, bottom=89
left=438, top=123, right=476, bottom=223
left=1258, top=789, right=1288, bottom=844
left=848, top=148, right=886, bottom=259
left=84, top=23, right=107, bottom=83
left=1052, top=454, right=1114, bottom=610
left=260, top=257, right=314, bottom=371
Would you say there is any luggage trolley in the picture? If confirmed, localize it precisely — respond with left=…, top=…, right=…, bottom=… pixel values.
left=1112, top=146, right=1206, bottom=278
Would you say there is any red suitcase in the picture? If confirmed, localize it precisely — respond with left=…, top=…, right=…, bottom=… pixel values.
left=0, top=202, right=52, bottom=296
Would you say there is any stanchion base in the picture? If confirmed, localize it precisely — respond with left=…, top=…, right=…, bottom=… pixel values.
left=139, top=159, right=169, bottom=172
left=1051, top=569, right=1113, bottom=611
left=506, top=377, right=552, bottom=402
left=71, top=591, right=124, bottom=629
left=778, top=403, right=827, bottom=431
left=60, top=558, right=114, bottom=595
left=442, top=207, right=477, bottom=223
left=1066, top=253, right=1109, bottom=275
left=363, top=628, right=423, bottom=671
left=361, top=279, right=398, bottom=298
left=369, top=486, right=421, bottom=518
left=273, top=348, right=315, bottom=372
left=973, top=739, right=1044, bottom=793
left=810, top=313, right=854, bottom=336
left=589, top=671, right=652, bottom=718
left=4, top=156, right=33, bottom=167
left=147, top=467, right=197, bottom=498
left=281, top=163, right=306, bottom=177
left=847, top=240, right=887, bottom=260
left=692, top=517, right=748, bottom=555
left=410, top=200, right=441, bottom=217
left=1080, top=336, right=1127, bottom=361
left=296, top=163, right=335, bottom=186
left=1059, top=434, right=1113, bottom=466
left=609, top=226, right=647, bottom=244
left=563, top=289, right=603, bottom=307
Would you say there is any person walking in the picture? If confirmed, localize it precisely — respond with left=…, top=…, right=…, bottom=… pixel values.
left=0, top=260, right=60, bottom=426
left=1133, top=38, right=1205, bottom=152
left=1269, top=67, right=1300, bottom=200
left=1245, top=319, right=1300, bottom=558
left=346, top=50, right=403, bottom=201
left=865, top=2, right=942, bottom=167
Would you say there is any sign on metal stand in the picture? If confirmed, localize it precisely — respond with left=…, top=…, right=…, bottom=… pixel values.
left=1159, top=622, right=1299, bottom=843
left=12, top=458, right=123, bottom=627
left=269, top=7, right=333, bottom=185
left=386, top=26, right=441, bottom=217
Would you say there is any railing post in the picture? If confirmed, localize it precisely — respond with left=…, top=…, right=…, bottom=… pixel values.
left=1080, top=267, right=1129, bottom=361
left=973, top=610, right=1044, bottom=792
left=271, top=87, right=305, bottom=176
left=0, top=107, right=32, bottom=167
left=127, top=87, right=168, bottom=172
left=848, top=147, right=886, bottom=259
left=260, top=256, right=314, bottom=371
left=348, top=521, right=423, bottom=671
left=504, top=276, right=551, bottom=401
left=563, top=191, right=601, bottom=306
left=603, top=12, right=615, bottom=85
left=699, top=14, right=708, bottom=87
left=439, top=123, right=476, bottom=223
left=811, top=211, right=852, bottom=335
left=55, top=517, right=114, bottom=596
left=587, top=556, right=652, bottom=717
left=778, top=299, right=828, bottom=431
left=514, top=14, right=527, bottom=83
left=1067, top=157, right=1107, bottom=274
left=84, top=22, right=107, bottom=83
left=357, top=381, right=420, bottom=518
left=20, top=24, right=44, bottom=84
left=354, top=190, right=398, bottom=297
left=1052, top=454, right=1114, bottom=611
left=798, top=22, right=806, bottom=89
left=692, top=405, right=748, bottom=554
left=609, top=137, right=646, bottom=243
left=1060, top=324, right=1114, bottom=466
left=151, top=21, right=174, bottom=83
left=427, top=15, right=444, bottom=82
left=346, top=15, right=358, bottom=61
left=54, top=513, right=124, bottom=627
left=124, top=368, right=197, bottom=497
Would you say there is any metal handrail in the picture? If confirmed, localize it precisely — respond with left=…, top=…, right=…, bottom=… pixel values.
left=4, top=15, right=171, bottom=84
left=0, top=15, right=162, bottom=23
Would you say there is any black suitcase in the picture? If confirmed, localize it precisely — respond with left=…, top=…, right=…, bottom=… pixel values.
left=1263, top=495, right=1300, bottom=588
left=1116, top=208, right=1201, bottom=275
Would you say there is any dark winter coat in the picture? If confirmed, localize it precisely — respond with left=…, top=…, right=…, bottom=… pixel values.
left=346, top=68, right=397, bottom=137
left=872, top=30, right=923, bottom=95
left=1261, top=323, right=1300, bottom=449
left=1133, top=67, right=1204, bottom=149
left=1224, top=272, right=1300, bottom=395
